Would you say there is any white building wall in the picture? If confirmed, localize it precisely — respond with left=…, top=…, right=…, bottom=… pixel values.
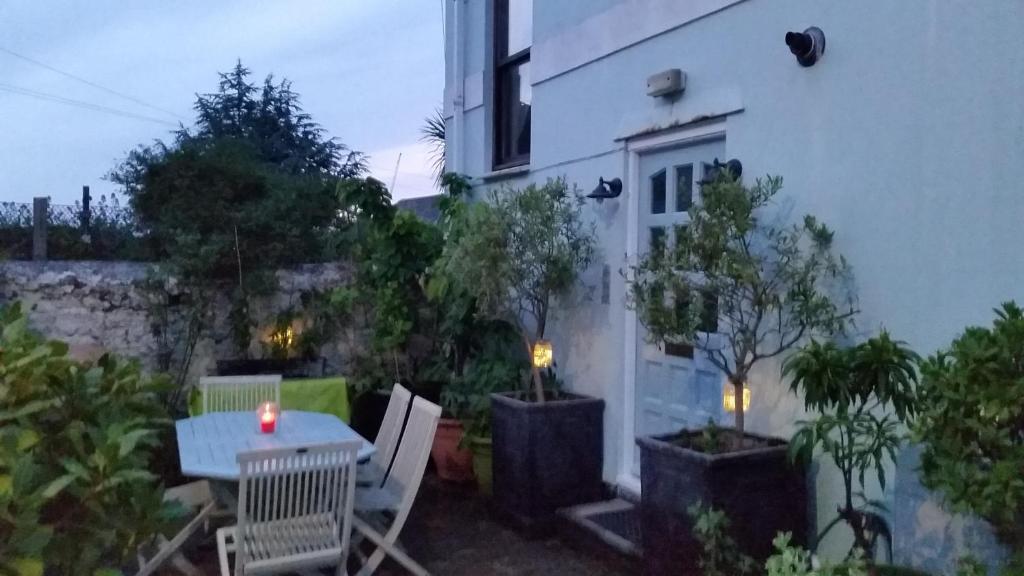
left=446, top=0, right=1024, bottom=568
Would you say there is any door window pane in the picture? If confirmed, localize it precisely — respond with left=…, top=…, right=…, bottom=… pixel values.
left=495, top=61, right=531, bottom=166
left=675, top=164, right=693, bottom=212
left=649, top=226, right=666, bottom=260
left=650, top=170, right=666, bottom=214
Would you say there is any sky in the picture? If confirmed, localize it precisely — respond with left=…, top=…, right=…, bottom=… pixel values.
left=0, top=0, right=445, bottom=206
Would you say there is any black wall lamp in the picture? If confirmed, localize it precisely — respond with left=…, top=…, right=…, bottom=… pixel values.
left=587, top=177, right=622, bottom=203
left=785, top=27, right=825, bottom=67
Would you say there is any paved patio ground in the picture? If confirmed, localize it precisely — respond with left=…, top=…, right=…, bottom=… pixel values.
left=178, top=474, right=637, bottom=575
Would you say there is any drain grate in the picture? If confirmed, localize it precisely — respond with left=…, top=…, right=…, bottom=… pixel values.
left=587, top=507, right=641, bottom=547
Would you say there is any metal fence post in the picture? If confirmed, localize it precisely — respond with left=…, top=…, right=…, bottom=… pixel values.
left=32, top=197, right=48, bottom=261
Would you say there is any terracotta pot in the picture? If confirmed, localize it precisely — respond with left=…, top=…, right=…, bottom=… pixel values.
left=430, top=418, right=475, bottom=482
left=470, top=435, right=493, bottom=495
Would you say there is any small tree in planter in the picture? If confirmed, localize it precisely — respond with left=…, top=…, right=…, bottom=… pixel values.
left=439, top=178, right=596, bottom=401
left=438, top=178, right=599, bottom=529
left=785, top=332, right=919, bottom=561
left=913, top=302, right=1024, bottom=573
left=628, top=173, right=856, bottom=438
left=625, top=173, right=856, bottom=574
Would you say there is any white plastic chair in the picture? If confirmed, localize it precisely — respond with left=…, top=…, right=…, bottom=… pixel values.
left=201, top=374, right=282, bottom=414
left=216, top=441, right=361, bottom=576
left=352, top=396, right=440, bottom=576
left=357, top=384, right=412, bottom=487
left=135, top=480, right=217, bottom=576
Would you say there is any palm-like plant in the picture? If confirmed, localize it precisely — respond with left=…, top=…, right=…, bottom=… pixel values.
left=784, top=332, right=919, bottom=560
left=421, top=108, right=446, bottom=186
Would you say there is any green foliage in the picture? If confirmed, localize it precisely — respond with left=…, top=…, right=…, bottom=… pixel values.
left=0, top=302, right=177, bottom=574
left=765, top=533, right=867, bottom=576
left=109, top=61, right=365, bottom=363
left=440, top=320, right=528, bottom=439
left=421, top=108, right=446, bottom=186
left=955, top=557, right=988, bottom=576
left=341, top=180, right=444, bottom=393
left=627, top=173, right=855, bottom=433
left=438, top=178, right=596, bottom=400
left=786, top=332, right=918, bottom=558
left=914, top=302, right=1024, bottom=569
left=687, top=502, right=759, bottom=576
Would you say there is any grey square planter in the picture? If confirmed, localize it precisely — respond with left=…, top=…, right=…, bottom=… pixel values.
left=491, top=391, right=605, bottom=535
left=637, top=431, right=808, bottom=575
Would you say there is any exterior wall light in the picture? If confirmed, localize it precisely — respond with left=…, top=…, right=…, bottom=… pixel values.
left=723, top=381, right=751, bottom=413
left=270, top=326, right=295, bottom=350
left=532, top=339, right=554, bottom=369
left=587, top=177, right=622, bottom=203
left=785, top=27, right=825, bottom=67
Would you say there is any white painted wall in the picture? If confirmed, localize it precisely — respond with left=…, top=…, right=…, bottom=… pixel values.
left=446, top=0, right=1024, bottom=566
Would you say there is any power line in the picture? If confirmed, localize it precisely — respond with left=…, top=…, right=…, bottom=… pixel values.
left=0, top=45, right=185, bottom=120
left=0, top=82, right=179, bottom=127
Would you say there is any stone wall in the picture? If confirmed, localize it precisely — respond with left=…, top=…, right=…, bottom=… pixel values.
left=0, top=260, right=356, bottom=383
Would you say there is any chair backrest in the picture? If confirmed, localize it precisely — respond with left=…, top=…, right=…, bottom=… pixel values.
left=235, top=441, right=360, bottom=575
left=200, top=374, right=281, bottom=414
left=382, top=396, right=441, bottom=525
left=373, top=383, right=412, bottom=471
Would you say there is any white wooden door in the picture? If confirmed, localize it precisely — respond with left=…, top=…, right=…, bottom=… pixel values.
left=633, top=138, right=725, bottom=473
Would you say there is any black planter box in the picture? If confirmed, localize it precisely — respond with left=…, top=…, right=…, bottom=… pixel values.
left=491, top=392, right=605, bottom=534
left=637, top=431, right=807, bottom=576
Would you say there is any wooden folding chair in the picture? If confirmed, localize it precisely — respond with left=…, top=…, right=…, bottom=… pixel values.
left=352, top=396, right=440, bottom=576
left=200, top=374, right=281, bottom=414
left=357, top=383, right=412, bottom=488
left=135, top=480, right=217, bottom=576
left=216, top=442, right=361, bottom=576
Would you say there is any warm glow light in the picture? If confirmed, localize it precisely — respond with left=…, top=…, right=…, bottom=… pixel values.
left=270, top=326, right=295, bottom=350
left=532, top=340, right=553, bottom=369
left=723, top=382, right=751, bottom=413
left=258, top=401, right=279, bottom=433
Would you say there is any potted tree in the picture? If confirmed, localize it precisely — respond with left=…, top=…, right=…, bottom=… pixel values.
left=439, top=178, right=599, bottom=532
left=626, top=173, right=856, bottom=573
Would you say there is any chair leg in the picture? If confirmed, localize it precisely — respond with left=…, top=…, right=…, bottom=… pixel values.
left=216, top=527, right=236, bottom=576
left=352, top=517, right=429, bottom=576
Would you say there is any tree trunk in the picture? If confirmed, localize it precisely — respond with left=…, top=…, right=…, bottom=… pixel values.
left=520, top=328, right=545, bottom=404
left=732, top=374, right=745, bottom=436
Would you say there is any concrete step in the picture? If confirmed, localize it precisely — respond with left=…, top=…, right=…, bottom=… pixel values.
left=557, top=498, right=643, bottom=572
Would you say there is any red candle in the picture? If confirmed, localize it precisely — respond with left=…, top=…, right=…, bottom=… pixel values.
left=258, top=402, right=278, bottom=434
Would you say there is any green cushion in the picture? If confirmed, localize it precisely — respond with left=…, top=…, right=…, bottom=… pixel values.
left=189, top=376, right=350, bottom=422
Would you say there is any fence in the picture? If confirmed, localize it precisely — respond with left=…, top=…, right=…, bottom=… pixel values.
left=0, top=187, right=152, bottom=261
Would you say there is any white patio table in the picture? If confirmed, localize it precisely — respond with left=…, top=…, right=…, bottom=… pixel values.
left=176, top=410, right=376, bottom=481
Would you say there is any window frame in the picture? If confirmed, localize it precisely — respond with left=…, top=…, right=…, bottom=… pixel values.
left=492, top=0, right=531, bottom=170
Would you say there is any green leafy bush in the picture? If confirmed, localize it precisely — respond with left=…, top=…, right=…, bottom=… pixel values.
left=0, top=303, right=178, bottom=574
left=914, top=302, right=1024, bottom=572
left=785, top=332, right=918, bottom=557
left=765, top=533, right=867, bottom=576
left=688, top=502, right=759, bottom=576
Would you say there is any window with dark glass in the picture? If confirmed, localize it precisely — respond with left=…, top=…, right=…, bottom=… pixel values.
left=494, top=0, right=531, bottom=169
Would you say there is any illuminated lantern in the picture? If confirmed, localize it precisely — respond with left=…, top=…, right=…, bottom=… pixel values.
left=258, top=401, right=279, bottom=434
left=532, top=339, right=553, bottom=369
left=722, top=382, right=751, bottom=413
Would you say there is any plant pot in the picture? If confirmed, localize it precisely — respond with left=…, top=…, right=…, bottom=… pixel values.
left=491, top=391, right=605, bottom=534
left=470, top=435, right=493, bottom=495
left=349, top=388, right=391, bottom=443
left=431, top=418, right=475, bottom=483
left=637, top=430, right=808, bottom=576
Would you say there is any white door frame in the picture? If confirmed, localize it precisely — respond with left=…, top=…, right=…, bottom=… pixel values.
left=618, top=120, right=727, bottom=497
